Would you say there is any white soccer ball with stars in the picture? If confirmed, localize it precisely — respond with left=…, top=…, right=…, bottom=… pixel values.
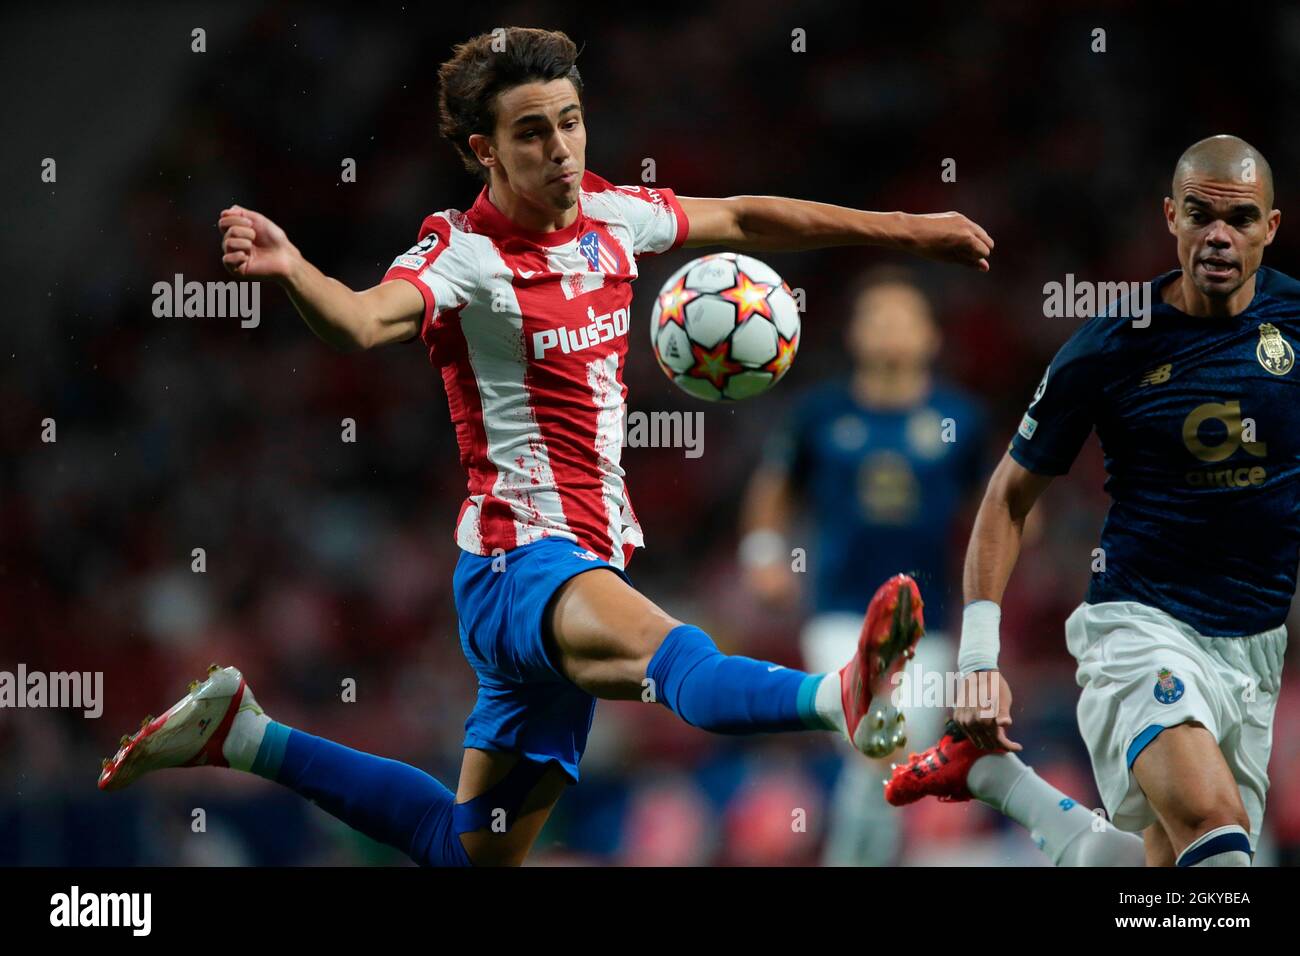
left=650, top=252, right=801, bottom=401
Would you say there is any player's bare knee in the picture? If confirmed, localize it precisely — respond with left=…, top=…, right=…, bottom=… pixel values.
left=635, top=612, right=682, bottom=667
left=1181, top=805, right=1251, bottom=841
left=1153, top=785, right=1250, bottom=849
left=569, top=613, right=682, bottom=700
left=562, top=623, right=679, bottom=700
left=567, top=657, right=646, bottom=700
left=609, top=614, right=682, bottom=698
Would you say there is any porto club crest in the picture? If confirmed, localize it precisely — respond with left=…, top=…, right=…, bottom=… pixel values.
left=1153, top=667, right=1185, bottom=705
left=1256, top=322, right=1294, bottom=376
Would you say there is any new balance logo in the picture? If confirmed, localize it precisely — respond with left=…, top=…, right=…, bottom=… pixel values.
left=1140, top=363, right=1172, bottom=386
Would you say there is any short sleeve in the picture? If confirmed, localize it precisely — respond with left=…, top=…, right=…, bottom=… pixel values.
left=580, top=181, right=690, bottom=257
left=381, top=213, right=479, bottom=340
left=1009, top=328, right=1101, bottom=476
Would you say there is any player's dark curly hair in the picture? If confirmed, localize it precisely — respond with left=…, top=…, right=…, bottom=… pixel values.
left=437, top=27, right=584, bottom=183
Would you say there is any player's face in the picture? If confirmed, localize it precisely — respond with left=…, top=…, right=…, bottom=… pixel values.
left=848, top=285, right=939, bottom=371
left=480, top=79, right=586, bottom=212
left=1164, top=173, right=1280, bottom=300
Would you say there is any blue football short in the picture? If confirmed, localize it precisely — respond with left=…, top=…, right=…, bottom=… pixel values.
left=452, top=536, right=629, bottom=782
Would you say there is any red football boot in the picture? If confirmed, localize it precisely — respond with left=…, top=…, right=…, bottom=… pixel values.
left=839, top=573, right=925, bottom=759
left=884, top=719, right=990, bottom=805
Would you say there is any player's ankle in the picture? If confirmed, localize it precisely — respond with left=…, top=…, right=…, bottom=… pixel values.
left=223, top=706, right=272, bottom=773
left=813, top=671, right=848, bottom=735
left=965, top=749, right=1029, bottom=809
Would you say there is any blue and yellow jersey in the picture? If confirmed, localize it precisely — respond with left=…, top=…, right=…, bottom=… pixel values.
left=1010, top=266, right=1300, bottom=636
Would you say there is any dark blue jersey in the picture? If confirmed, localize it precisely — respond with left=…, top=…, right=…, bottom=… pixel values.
left=768, top=381, right=987, bottom=630
left=1010, top=266, right=1300, bottom=636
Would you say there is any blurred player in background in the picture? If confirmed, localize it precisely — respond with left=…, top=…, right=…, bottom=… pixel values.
left=890, top=135, right=1292, bottom=867
left=96, top=27, right=995, bottom=865
left=741, top=267, right=987, bottom=864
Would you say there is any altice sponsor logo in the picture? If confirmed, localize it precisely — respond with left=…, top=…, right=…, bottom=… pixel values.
left=1042, top=274, right=1153, bottom=329
left=49, top=886, right=151, bottom=936
left=152, top=273, right=260, bottom=328
left=0, top=665, right=103, bottom=718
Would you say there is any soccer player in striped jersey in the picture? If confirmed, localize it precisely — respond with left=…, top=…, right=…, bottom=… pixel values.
left=98, top=26, right=993, bottom=866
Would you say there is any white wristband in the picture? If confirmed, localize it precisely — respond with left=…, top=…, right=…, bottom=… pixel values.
left=738, top=529, right=788, bottom=569
left=958, top=600, right=1001, bottom=675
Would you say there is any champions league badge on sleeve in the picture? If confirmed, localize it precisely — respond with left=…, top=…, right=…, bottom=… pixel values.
left=1153, top=667, right=1185, bottom=704
left=1256, top=323, right=1294, bottom=376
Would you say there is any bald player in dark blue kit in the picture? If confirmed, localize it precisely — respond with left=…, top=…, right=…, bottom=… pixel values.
left=888, top=135, right=1294, bottom=867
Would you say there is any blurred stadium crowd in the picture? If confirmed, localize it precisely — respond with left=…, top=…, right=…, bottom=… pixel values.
left=3, top=1, right=1300, bottom=865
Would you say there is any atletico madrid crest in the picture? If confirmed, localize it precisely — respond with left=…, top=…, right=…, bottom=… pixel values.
left=579, top=230, right=619, bottom=273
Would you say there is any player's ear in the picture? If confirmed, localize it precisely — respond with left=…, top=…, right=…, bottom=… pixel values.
left=468, top=133, right=496, bottom=173
left=1162, top=196, right=1178, bottom=235
left=1264, top=208, right=1281, bottom=246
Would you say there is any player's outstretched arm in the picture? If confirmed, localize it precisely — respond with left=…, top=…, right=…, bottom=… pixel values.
left=218, top=205, right=422, bottom=351
left=677, top=196, right=994, bottom=271
left=954, top=451, right=1054, bottom=750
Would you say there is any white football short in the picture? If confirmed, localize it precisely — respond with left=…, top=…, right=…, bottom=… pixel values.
left=1065, top=600, right=1287, bottom=844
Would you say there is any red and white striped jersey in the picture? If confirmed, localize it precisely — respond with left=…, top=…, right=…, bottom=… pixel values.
left=382, top=171, right=689, bottom=570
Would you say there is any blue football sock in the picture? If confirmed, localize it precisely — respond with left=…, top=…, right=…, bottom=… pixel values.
left=645, top=623, right=830, bottom=733
left=250, top=723, right=472, bottom=867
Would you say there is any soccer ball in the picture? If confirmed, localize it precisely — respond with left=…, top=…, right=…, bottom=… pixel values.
left=650, top=252, right=801, bottom=401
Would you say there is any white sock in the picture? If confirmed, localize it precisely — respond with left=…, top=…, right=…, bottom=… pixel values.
left=967, top=752, right=1145, bottom=866
left=221, top=689, right=271, bottom=772
left=814, top=672, right=847, bottom=735
left=1058, top=823, right=1147, bottom=866
left=1177, top=825, right=1252, bottom=867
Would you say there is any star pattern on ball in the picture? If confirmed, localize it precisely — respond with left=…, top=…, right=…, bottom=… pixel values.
left=656, top=276, right=699, bottom=329
left=763, top=331, right=799, bottom=379
left=719, top=271, right=774, bottom=324
left=688, top=339, right=745, bottom=390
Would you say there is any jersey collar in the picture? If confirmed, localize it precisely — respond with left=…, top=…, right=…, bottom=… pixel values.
left=1152, top=266, right=1270, bottom=321
left=468, top=185, right=586, bottom=247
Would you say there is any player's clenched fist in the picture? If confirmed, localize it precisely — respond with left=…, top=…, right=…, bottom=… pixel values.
left=218, top=205, right=299, bottom=280
left=900, top=211, right=995, bottom=272
left=952, top=669, right=1021, bottom=752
